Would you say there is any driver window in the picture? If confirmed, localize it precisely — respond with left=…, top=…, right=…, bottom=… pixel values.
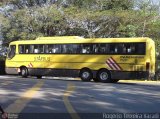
left=8, top=45, right=16, bottom=59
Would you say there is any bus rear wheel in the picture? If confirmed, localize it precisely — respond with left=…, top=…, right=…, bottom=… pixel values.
left=80, top=69, right=92, bottom=82
left=97, top=69, right=111, bottom=83
left=21, top=67, right=28, bottom=78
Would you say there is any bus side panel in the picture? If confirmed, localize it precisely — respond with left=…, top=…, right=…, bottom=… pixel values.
left=146, top=39, right=156, bottom=78
left=5, top=67, right=19, bottom=75
left=150, top=41, right=156, bottom=75
left=110, top=71, right=149, bottom=80
left=28, top=68, right=79, bottom=77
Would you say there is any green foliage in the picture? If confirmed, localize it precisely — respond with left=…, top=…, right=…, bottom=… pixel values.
left=118, top=24, right=137, bottom=37
left=0, top=56, right=6, bottom=61
left=100, top=0, right=134, bottom=10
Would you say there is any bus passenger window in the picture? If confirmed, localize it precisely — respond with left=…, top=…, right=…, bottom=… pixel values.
left=43, top=44, right=49, bottom=53
left=97, top=44, right=109, bottom=54
left=72, top=44, right=79, bottom=54
left=19, top=45, right=31, bottom=54
left=34, top=49, right=39, bottom=53
left=53, top=45, right=61, bottom=53
left=67, top=44, right=74, bottom=54
left=93, top=44, right=99, bottom=53
left=24, top=45, right=30, bottom=54
left=82, top=47, right=89, bottom=53
left=110, top=44, right=117, bottom=54
left=39, top=45, right=44, bottom=53
left=125, top=44, right=132, bottom=54
left=130, top=45, right=135, bottom=53
left=136, top=43, right=146, bottom=55
left=99, top=45, right=105, bottom=53
left=82, top=44, right=93, bottom=54
left=44, top=45, right=49, bottom=53
left=34, top=45, right=39, bottom=53
left=26, top=49, right=29, bottom=53
left=19, top=45, right=25, bottom=54
left=47, top=45, right=53, bottom=53
left=61, top=45, right=67, bottom=53
left=127, top=47, right=131, bottom=53
left=52, top=47, right=59, bottom=53
left=82, top=48, right=87, bottom=53
left=30, top=45, right=34, bottom=53
left=115, top=47, right=118, bottom=53
left=122, top=47, right=126, bottom=54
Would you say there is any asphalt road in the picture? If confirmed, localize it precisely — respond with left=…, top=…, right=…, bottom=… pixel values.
left=0, top=75, right=160, bottom=119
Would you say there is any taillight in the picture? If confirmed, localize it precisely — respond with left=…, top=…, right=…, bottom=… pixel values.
left=146, top=62, right=150, bottom=71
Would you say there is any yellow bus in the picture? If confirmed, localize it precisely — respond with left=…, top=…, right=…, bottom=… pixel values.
left=5, top=36, right=155, bottom=83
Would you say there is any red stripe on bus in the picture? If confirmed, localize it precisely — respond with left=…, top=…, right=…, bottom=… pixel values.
left=30, top=63, right=33, bottom=67
left=28, top=63, right=33, bottom=68
left=110, top=57, right=123, bottom=71
left=108, top=58, right=120, bottom=70
left=106, top=61, right=115, bottom=70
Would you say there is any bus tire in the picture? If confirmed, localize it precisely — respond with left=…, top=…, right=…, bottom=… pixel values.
left=97, top=69, right=111, bottom=83
left=80, top=69, right=92, bottom=82
left=21, top=67, right=28, bottom=78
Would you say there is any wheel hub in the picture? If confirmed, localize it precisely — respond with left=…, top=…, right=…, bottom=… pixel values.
left=82, top=72, right=89, bottom=79
left=100, top=72, right=108, bottom=80
left=22, top=70, right=25, bottom=75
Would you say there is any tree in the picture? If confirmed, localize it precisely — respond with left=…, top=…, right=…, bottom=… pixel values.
left=1, top=5, right=68, bottom=44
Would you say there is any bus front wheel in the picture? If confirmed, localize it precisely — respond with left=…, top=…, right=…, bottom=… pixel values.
left=80, top=69, right=92, bottom=82
left=21, top=67, right=28, bottom=78
left=97, top=69, right=111, bottom=83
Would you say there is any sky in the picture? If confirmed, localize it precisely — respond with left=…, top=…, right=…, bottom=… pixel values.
left=153, top=0, right=159, bottom=4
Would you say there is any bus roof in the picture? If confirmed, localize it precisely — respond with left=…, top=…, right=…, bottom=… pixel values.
left=35, top=36, right=84, bottom=40
left=10, top=37, right=153, bottom=45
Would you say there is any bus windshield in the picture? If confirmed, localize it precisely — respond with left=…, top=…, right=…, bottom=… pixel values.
left=7, top=45, right=16, bottom=59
